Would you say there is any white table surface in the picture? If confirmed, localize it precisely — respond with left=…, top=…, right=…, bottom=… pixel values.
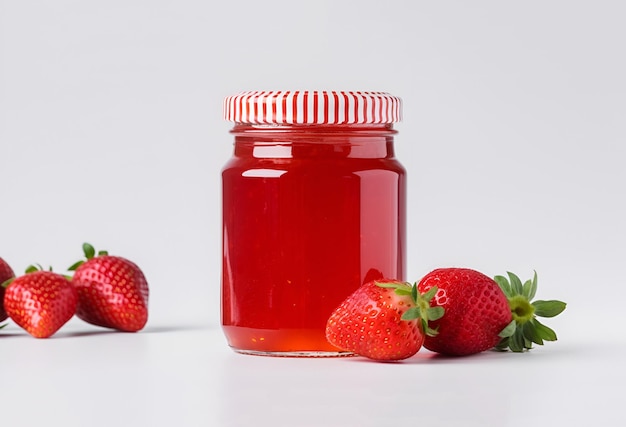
left=1, top=307, right=621, bottom=427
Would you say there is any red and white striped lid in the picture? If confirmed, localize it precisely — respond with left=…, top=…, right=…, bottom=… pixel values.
left=223, top=91, right=402, bottom=125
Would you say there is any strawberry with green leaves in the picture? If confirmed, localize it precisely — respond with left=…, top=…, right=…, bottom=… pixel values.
left=0, top=257, right=16, bottom=322
left=417, top=268, right=566, bottom=355
left=325, top=280, right=443, bottom=360
left=68, top=243, right=149, bottom=332
left=3, top=266, right=78, bottom=338
left=493, top=271, right=566, bottom=352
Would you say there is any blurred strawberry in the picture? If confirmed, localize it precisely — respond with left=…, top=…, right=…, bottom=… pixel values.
left=4, top=267, right=78, bottom=338
left=0, top=257, right=16, bottom=322
left=69, top=243, right=149, bottom=332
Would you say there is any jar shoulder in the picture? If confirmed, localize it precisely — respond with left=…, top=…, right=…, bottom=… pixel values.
left=222, top=156, right=405, bottom=175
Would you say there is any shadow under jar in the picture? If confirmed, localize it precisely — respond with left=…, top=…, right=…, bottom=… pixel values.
left=221, top=91, right=406, bottom=356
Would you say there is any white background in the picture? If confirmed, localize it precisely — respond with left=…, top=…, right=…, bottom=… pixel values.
left=0, top=1, right=624, bottom=426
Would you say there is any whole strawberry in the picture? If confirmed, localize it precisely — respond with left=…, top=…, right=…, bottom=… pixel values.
left=0, top=257, right=16, bottom=322
left=68, top=243, right=149, bottom=332
left=325, top=280, right=443, bottom=361
left=3, top=267, right=78, bottom=338
left=417, top=268, right=513, bottom=356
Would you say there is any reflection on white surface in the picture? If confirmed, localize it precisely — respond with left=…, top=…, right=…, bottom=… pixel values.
left=0, top=314, right=623, bottom=427
left=214, top=318, right=623, bottom=427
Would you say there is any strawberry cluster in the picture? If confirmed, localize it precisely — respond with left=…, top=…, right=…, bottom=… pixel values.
left=0, top=243, right=149, bottom=338
left=326, top=268, right=566, bottom=361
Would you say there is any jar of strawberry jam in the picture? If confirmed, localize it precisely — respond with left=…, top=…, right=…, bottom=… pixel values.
left=221, top=91, right=405, bottom=356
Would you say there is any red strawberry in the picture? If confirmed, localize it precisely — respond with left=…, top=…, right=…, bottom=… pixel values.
left=417, top=268, right=513, bottom=356
left=0, top=257, right=16, bottom=322
left=325, top=280, right=443, bottom=361
left=3, top=268, right=78, bottom=338
left=68, top=243, right=149, bottom=332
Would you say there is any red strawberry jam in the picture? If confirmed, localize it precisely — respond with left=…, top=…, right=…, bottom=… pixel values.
left=221, top=91, right=405, bottom=356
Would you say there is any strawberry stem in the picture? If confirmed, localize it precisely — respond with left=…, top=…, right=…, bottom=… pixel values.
left=494, top=271, right=566, bottom=352
left=84, top=243, right=96, bottom=260
left=68, top=242, right=109, bottom=272
left=3, top=265, right=54, bottom=288
left=509, top=295, right=535, bottom=324
left=25, top=264, right=50, bottom=273
left=375, top=281, right=444, bottom=338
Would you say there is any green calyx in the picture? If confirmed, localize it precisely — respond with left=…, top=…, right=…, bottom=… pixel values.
left=25, top=264, right=52, bottom=273
left=494, top=271, right=566, bottom=352
left=509, top=295, right=535, bottom=324
left=375, top=281, right=444, bottom=337
left=67, top=243, right=109, bottom=272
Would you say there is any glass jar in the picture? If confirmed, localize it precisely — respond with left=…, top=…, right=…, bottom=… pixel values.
left=221, top=91, right=405, bottom=356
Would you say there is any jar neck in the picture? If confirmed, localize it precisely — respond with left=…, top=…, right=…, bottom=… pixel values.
left=230, top=123, right=397, bottom=135
left=230, top=124, right=398, bottom=159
